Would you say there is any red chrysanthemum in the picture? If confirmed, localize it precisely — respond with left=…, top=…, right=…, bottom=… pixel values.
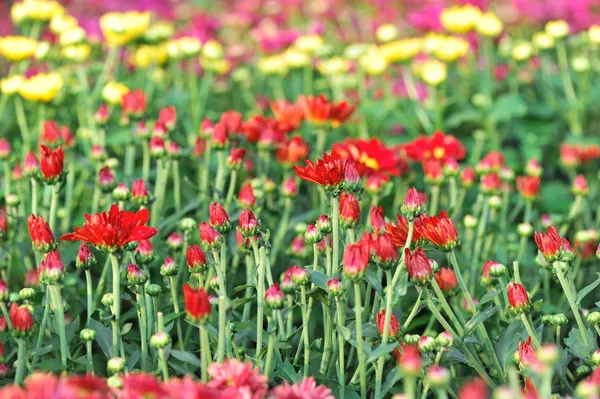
left=271, top=100, right=304, bottom=132
left=293, top=152, right=348, bottom=193
left=516, top=176, right=541, bottom=200
left=415, top=211, right=459, bottom=251
left=61, top=204, right=158, bottom=253
left=183, top=284, right=211, bottom=323
left=332, top=138, right=407, bottom=177
left=401, top=131, right=466, bottom=164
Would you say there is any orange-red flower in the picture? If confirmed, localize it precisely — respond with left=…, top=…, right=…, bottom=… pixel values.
left=332, top=138, right=407, bottom=177
left=275, top=135, right=310, bottom=165
left=385, top=215, right=422, bottom=248
left=401, top=131, right=466, bottom=164
left=533, top=225, right=569, bottom=262
left=271, top=100, right=304, bottom=132
left=183, top=284, right=211, bottom=323
left=376, top=309, right=401, bottom=340
left=294, top=152, right=348, bottom=193
left=516, top=176, right=540, bottom=200
left=296, top=95, right=355, bottom=128
left=61, top=204, right=158, bottom=253
left=415, top=211, right=459, bottom=251
left=40, top=145, right=64, bottom=183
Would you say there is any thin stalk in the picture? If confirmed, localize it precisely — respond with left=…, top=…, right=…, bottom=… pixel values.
left=256, top=246, right=266, bottom=357
left=49, top=285, right=69, bottom=369
left=353, top=282, right=367, bottom=399
left=300, top=285, right=311, bottom=377
left=168, top=276, right=184, bottom=349
left=199, top=322, right=210, bottom=382
left=335, top=298, right=345, bottom=399
left=109, top=254, right=121, bottom=357
left=48, top=183, right=60, bottom=234
left=553, top=262, right=590, bottom=348
left=85, top=270, right=93, bottom=324
left=331, top=195, right=340, bottom=276
left=172, top=160, right=182, bottom=213
left=264, top=316, right=276, bottom=378
left=136, top=289, right=149, bottom=372
left=15, top=338, right=27, bottom=385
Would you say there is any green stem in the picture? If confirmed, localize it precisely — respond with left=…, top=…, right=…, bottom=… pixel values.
left=553, top=262, right=590, bottom=348
left=142, top=140, right=150, bottom=181
left=85, top=270, right=93, bottom=324
left=49, top=285, right=69, bottom=369
left=224, top=169, right=237, bottom=210
left=212, top=250, right=227, bottom=363
left=31, top=289, right=49, bottom=366
left=353, top=282, right=367, bottom=399
left=151, top=159, right=169, bottom=226
left=199, top=323, right=210, bottom=381
left=269, top=197, right=292, bottom=263
left=92, top=45, right=119, bottom=100
left=48, top=183, right=60, bottom=234
left=300, top=285, right=311, bottom=377
left=404, top=376, right=416, bottom=399
left=86, top=341, right=94, bottom=374
left=14, top=97, right=31, bottom=152
left=15, top=338, right=26, bottom=385
left=335, top=299, right=345, bottom=399
left=331, top=195, right=340, bottom=276
left=521, top=313, right=541, bottom=349
left=256, top=246, right=266, bottom=357
left=214, top=151, right=226, bottom=200
left=168, top=276, right=184, bottom=349
left=31, top=178, right=38, bottom=217
left=264, top=316, right=276, bottom=377
left=109, top=254, right=121, bottom=357
left=136, top=289, right=148, bottom=372
left=0, top=302, right=13, bottom=332
left=200, top=142, right=212, bottom=197
left=173, top=160, right=181, bottom=213
left=429, top=185, right=440, bottom=216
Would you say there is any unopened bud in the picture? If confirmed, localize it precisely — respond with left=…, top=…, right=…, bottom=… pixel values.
left=107, top=357, right=126, bottom=374
left=19, top=288, right=36, bottom=300
left=150, top=332, right=171, bottom=349
left=80, top=328, right=96, bottom=341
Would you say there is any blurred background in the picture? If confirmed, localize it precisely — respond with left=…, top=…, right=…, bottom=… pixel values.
left=1, top=0, right=599, bottom=43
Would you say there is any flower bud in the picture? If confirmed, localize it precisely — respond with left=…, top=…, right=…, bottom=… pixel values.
left=463, top=214, right=477, bottom=229
left=107, top=375, right=123, bottom=389
left=179, top=217, right=196, bottom=232
left=327, top=279, right=343, bottom=297
left=590, top=350, right=600, bottom=366
left=401, top=188, right=425, bottom=221
left=207, top=276, right=219, bottom=290
left=160, top=256, right=178, bottom=277
left=167, top=232, right=184, bottom=251
left=265, top=284, right=285, bottom=309
left=150, top=331, right=171, bottom=349
left=488, top=261, right=507, bottom=278
left=112, top=182, right=130, bottom=201
left=107, top=357, right=126, bottom=374
left=76, top=244, right=96, bottom=270
left=426, top=366, right=450, bottom=389
left=304, top=224, right=322, bottom=245
left=281, top=177, right=297, bottom=197
left=199, top=222, right=223, bottom=251
left=436, top=331, right=453, bottom=348
left=131, top=179, right=150, bottom=206
left=538, top=344, right=559, bottom=366
left=280, top=272, right=297, bottom=294
left=209, top=202, right=231, bottom=233
left=507, top=282, right=530, bottom=314
left=135, top=239, right=155, bottom=265
left=19, top=288, right=36, bottom=301
left=572, top=175, right=588, bottom=196
left=344, top=163, right=362, bottom=193
left=289, top=265, right=310, bottom=286
left=587, top=311, right=600, bottom=324
left=339, top=192, right=360, bottom=228
left=102, top=293, right=114, bottom=307
left=397, top=345, right=421, bottom=377
left=576, top=365, right=591, bottom=378
left=127, top=264, right=148, bottom=286
left=418, top=335, right=436, bottom=353
left=186, top=244, right=207, bottom=274
left=80, top=328, right=96, bottom=341
left=343, top=242, right=370, bottom=281
left=376, top=310, right=401, bottom=340
left=0, top=281, right=8, bottom=301
left=238, top=210, right=260, bottom=237
left=316, top=215, right=332, bottom=234
left=518, top=223, right=533, bottom=237
left=550, top=313, right=568, bottom=326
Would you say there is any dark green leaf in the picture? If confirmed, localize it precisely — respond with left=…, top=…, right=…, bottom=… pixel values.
left=164, top=311, right=185, bottom=325
left=366, top=342, right=399, bottom=364
left=89, top=319, right=112, bottom=358
left=487, top=94, right=527, bottom=124
left=479, top=290, right=500, bottom=306
left=564, top=328, right=597, bottom=359
left=364, top=268, right=383, bottom=294
left=336, top=325, right=351, bottom=341
left=120, top=323, right=133, bottom=336
left=381, top=366, right=402, bottom=397
left=308, top=270, right=329, bottom=289
left=576, top=274, right=600, bottom=305
left=278, top=361, right=300, bottom=383
left=465, top=306, right=499, bottom=334
left=169, top=350, right=201, bottom=368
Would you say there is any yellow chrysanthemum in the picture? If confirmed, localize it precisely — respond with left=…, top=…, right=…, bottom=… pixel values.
left=532, top=32, right=554, bottom=50
left=512, top=41, right=534, bottom=61
left=379, top=38, right=422, bottom=63
left=102, top=81, right=129, bottom=104
left=589, top=25, right=600, bottom=45
left=133, top=45, right=167, bottom=69
left=59, top=26, right=86, bottom=46
left=12, top=0, right=63, bottom=24
left=18, top=72, right=63, bottom=102
left=433, top=36, right=470, bottom=62
left=440, top=5, right=482, bottom=34
left=0, top=75, right=25, bottom=95
left=376, top=24, right=399, bottom=43
left=100, top=11, right=151, bottom=46
left=61, top=43, right=91, bottom=63
left=317, top=57, right=350, bottom=76
left=359, top=51, right=388, bottom=76
left=202, top=40, right=223, bottom=60
left=476, top=12, right=503, bottom=38
left=295, top=34, right=323, bottom=53
left=545, top=20, right=569, bottom=39
left=258, top=54, right=288, bottom=75
left=420, top=59, right=447, bottom=86
left=285, top=48, right=310, bottom=68
left=0, top=36, right=38, bottom=61
left=50, top=12, right=78, bottom=34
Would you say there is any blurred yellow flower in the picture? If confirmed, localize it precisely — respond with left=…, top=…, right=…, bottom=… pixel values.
left=433, top=36, right=469, bottom=62
left=344, top=43, right=370, bottom=60
left=59, top=26, right=86, bottom=46
left=589, top=25, right=600, bottom=45
left=0, top=36, right=38, bottom=61
left=571, top=56, right=590, bottom=72
left=102, top=81, right=129, bottom=104
left=420, top=59, right=447, bottom=86
left=258, top=54, right=288, bottom=75
left=12, top=0, right=64, bottom=24
left=50, top=13, right=78, bottom=34
left=380, top=38, right=422, bottom=63
left=376, top=24, right=398, bottom=43
left=317, top=57, right=350, bottom=76
left=476, top=12, right=503, bottom=38
left=35, top=41, right=50, bottom=60
left=532, top=32, right=555, bottom=50
left=202, top=40, right=224, bottom=60
left=295, top=34, right=323, bottom=53
left=100, top=11, right=151, bottom=46
left=359, top=51, right=388, bottom=76
left=440, top=5, right=482, bottom=34
left=0, top=75, right=25, bottom=95
left=179, top=37, right=202, bottom=57
left=545, top=20, right=569, bottom=39
left=133, top=45, right=167, bottom=69
left=512, top=41, right=533, bottom=61
left=285, top=48, right=310, bottom=68
left=19, top=72, right=63, bottom=102
left=144, top=22, right=174, bottom=43
left=61, top=43, right=91, bottom=63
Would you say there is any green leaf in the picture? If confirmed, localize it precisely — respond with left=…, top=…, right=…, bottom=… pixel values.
left=308, top=270, right=329, bottom=289
left=539, top=182, right=571, bottom=214
left=37, top=359, right=63, bottom=372
left=446, top=108, right=481, bottom=129
left=336, top=325, right=351, bottom=341
left=278, top=360, right=300, bottom=383
left=495, top=321, right=524, bottom=368
left=164, top=311, right=185, bottom=325
left=465, top=306, right=499, bottom=334
left=169, top=350, right=201, bottom=368
left=366, top=342, right=399, bottom=364
left=364, top=268, right=383, bottom=294
left=564, top=328, right=597, bottom=359
left=576, top=274, right=600, bottom=305
left=479, top=289, right=500, bottom=306
left=89, top=319, right=112, bottom=358
left=440, top=347, right=470, bottom=366
left=230, top=284, right=254, bottom=295
left=487, top=94, right=527, bottom=124
left=120, top=323, right=133, bottom=336
left=381, top=366, right=402, bottom=397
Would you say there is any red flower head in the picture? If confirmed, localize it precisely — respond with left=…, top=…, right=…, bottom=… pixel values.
left=157, top=105, right=177, bottom=131
left=401, top=187, right=425, bottom=220
left=209, top=202, right=230, bottom=233
left=365, top=173, right=390, bottom=195
left=401, top=131, right=466, bottom=164
left=25, top=268, right=39, bottom=287
left=517, top=176, right=541, bottom=200
left=24, top=151, right=39, bottom=176
left=270, top=377, right=334, bottom=399
left=297, top=95, right=332, bottom=126
left=211, top=122, right=229, bottom=149
left=344, top=162, right=362, bottom=192
left=434, top=267, right=458, bottom=294
left=343, top=241, right=371, bottom=280
left=507, top=282, right=530, bottom=313
left=397, top=344, right=422, bottom=376
left=135, top=239, right=155, bottom=264
left=572, top=174, right=588, bottom=196
left=289, top=265, right=310, bottom=286
left=423, top=160, right=444, bottom=184
left=534, top=225, right=568, bottom=262
left=282, top=177, right=298, bottom=197
left=372, top=233, right=399, bottom=269
left=150, top=136, right=165, bottom=157
left=377, top=309, right=401, bottom=340
left=332, top=138, right=406, bottom=177
left=415, top=211, right=459, bottom=251
left=38, top=249, right=65, bottom=283
left=271, top=100, right=304, bottom=132
left=183, top=284, right=211, bottom=323
left=127, top=263, right=148, bottom=285
left=238, top=182, right=256, bottom=209
left=476, top=151, right=505, bottom=174
left=404, top=247, right=433, bottom=285
left=186, top=244, right=207, bottom=274
left=41, top=120, right=61, bottom=145
left=276, top=136, right=310, bottom=165
left=238, top=210, right=260, bottom=237
left=385, top=215, right=422, bottom=248
left=458, top=378, right=487, bottom=399
left=207, top=359, right=268, bottom=397
left=131, top=179, right=150, bottom=205
left=0, top=280, right=8, bottom=301
left=198, top=222, right=223, bottom=251
left=330, top=100, right=356, bottom=127
left=121, top=89, right=147, bottom=117
left=61, top=204, right=158, bottom=253
left=220, top=110, right=243, bottom=135
left=443, top=158, right=460, bottom=176
left=327, top=278, right=343, bottom=296
left=40, top=145, right=64, bottom=183
left=518, top=337, right=536, bottom=368
left=28, top=214, right=56, bottom=252
left=479, top=173, right=502, bottom=195
left=525, top=158, right=542, bottom=177
left=10, top=303, right=33, bottom=337
left=461, top=166, right=476, bottom=187
left=294, top=152, right=348, bottom=194
left=76, top=243, right=96, bottom=270
left=339, top=192, right=360, bottom=228
left=98, top=166, right=116, bottom=192
left=95, top=103, right=109, bottom=124
left=226, top=147, right=246, bottom=169
left=370, top=205, right=386, bottom=233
